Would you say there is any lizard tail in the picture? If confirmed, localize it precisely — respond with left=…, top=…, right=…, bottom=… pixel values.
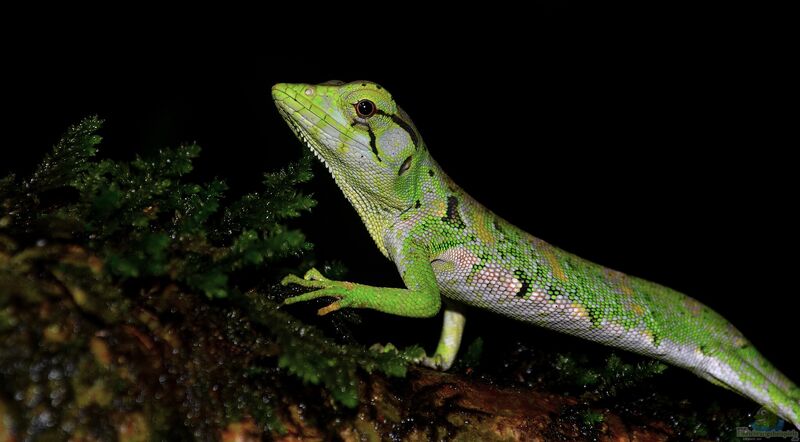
left=695, top=350, right=800, bottom=429
left=736, top=345, right=799, bottom=400
left=735, top=345, right=800, bottom=429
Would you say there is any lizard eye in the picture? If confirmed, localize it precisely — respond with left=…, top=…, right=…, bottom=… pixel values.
left=355, top=100, right=377, bottom=118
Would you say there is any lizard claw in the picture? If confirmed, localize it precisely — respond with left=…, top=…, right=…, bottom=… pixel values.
left=317, top=300, right=343, bottom=315
left=420, top=354, right=446, bottom=370
left=281, top=268, right=329, bottom=288
left=280, top=273, right=306, bottom=286
left=282, top=268, right=359, bottom=314
left=303, top=268, right=329, bottom=281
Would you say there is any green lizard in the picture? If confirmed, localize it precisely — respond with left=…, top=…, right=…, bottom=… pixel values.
left=272, top=80, right=800, bottom=428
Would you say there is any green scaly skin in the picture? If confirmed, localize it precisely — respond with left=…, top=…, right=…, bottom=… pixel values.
left=272, top=80, right=799, bottom=428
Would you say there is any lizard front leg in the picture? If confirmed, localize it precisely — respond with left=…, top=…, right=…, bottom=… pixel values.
left=282, top=244, right=470, bottom=370
left=281, top=246, right=441, bottom=318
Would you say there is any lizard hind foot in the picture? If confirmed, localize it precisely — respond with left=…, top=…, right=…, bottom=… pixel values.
left=419, top=354, right=449, bottom=370
left=369, top=342, right=435, bottom=368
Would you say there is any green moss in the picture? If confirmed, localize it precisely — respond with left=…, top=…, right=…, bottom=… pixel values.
left=454, top=337, right=484, bottom=370
left=240, top=289, right=422, bottom=409
left=545, top=351, right=668, bottom=397
left=0, top=117, right=416, bottom=440
left=582, top=409, right=605, bottom=427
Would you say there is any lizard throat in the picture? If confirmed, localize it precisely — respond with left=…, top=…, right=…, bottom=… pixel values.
left=276, top=107, right=336, bottom=177
left=277, top=107, right=394, bottom=256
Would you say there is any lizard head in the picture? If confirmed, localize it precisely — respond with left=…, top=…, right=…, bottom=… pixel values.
left=272, top=81, right=425, bottom=212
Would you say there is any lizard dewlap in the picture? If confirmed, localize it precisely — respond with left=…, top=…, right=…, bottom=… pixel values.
left=272, top=80, right=800, bottom=428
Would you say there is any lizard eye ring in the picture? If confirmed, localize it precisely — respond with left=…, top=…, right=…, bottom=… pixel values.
left=355, top=100, right=377, bottom=118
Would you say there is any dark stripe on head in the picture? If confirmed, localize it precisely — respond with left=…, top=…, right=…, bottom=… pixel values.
left=377, top=110, right=419, bottom=148
left=367, top=127, right=382, bottom=162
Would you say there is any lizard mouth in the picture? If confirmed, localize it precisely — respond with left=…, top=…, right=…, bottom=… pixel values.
left=274, top=104, right=331, bottom=170
left=272, top=87, right=371, bottom=171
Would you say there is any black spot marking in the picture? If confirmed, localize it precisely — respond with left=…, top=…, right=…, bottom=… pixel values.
left=652, top=333, right=662, bottom=347
left=376, top=84, right=382, bottom=89
left=514, top=269, right=531, bottom=298
left=361, top=83, right=366, bottom=86
left=428, top=169, right=435, bottom=177
left=398, top=155, right=413, bottom=175
left=377, top=110, right=419, bottom=148
left=415, top=199, right=421, bottom=209
left=492, top=219, right=505, bottom=233
left=586, top=305, right=602, bottom=326
left=441, top=196, right=465, bottom=228
left=367, top=127, right=382, bottom=162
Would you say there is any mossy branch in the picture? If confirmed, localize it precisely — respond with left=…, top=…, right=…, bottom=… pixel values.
left=0, top=118, right=416, bottom=440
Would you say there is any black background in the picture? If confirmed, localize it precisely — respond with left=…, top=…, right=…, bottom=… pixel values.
left=3, top=4, right=796, bottom=382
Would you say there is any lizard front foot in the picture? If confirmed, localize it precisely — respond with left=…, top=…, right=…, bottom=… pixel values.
left=281, top=267, right=362, bottom=315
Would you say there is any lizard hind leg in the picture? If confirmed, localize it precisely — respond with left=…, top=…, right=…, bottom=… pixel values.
left=420, top=302, right=467, bottom=371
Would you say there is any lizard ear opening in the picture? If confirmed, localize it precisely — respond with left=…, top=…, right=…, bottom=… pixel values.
left=398, top=155, right=413, bottom=176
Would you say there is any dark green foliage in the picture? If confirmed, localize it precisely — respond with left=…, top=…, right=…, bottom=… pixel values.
left=0, top=118, right=415, bottom=440
left=240, top=290, right=423, bottom=408
left=581, top=408, right=605, bottom=427
left=546, top=350, right=749, bottom=438
left=29, top=117, right=103, bottom=192
left=454, top=336, right=484, bottom=370
left=4, top=117, right=316, bottom=298
left=551, top=352, right=668, bottom=397
left=0, top=118, right=755, bottom=440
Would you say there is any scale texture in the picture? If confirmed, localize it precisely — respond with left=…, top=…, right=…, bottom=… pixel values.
left=272, top=80, right=799, bottom=428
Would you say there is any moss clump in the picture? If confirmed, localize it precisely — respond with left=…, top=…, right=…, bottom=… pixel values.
left=0, top=117, right=415, bottom=440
